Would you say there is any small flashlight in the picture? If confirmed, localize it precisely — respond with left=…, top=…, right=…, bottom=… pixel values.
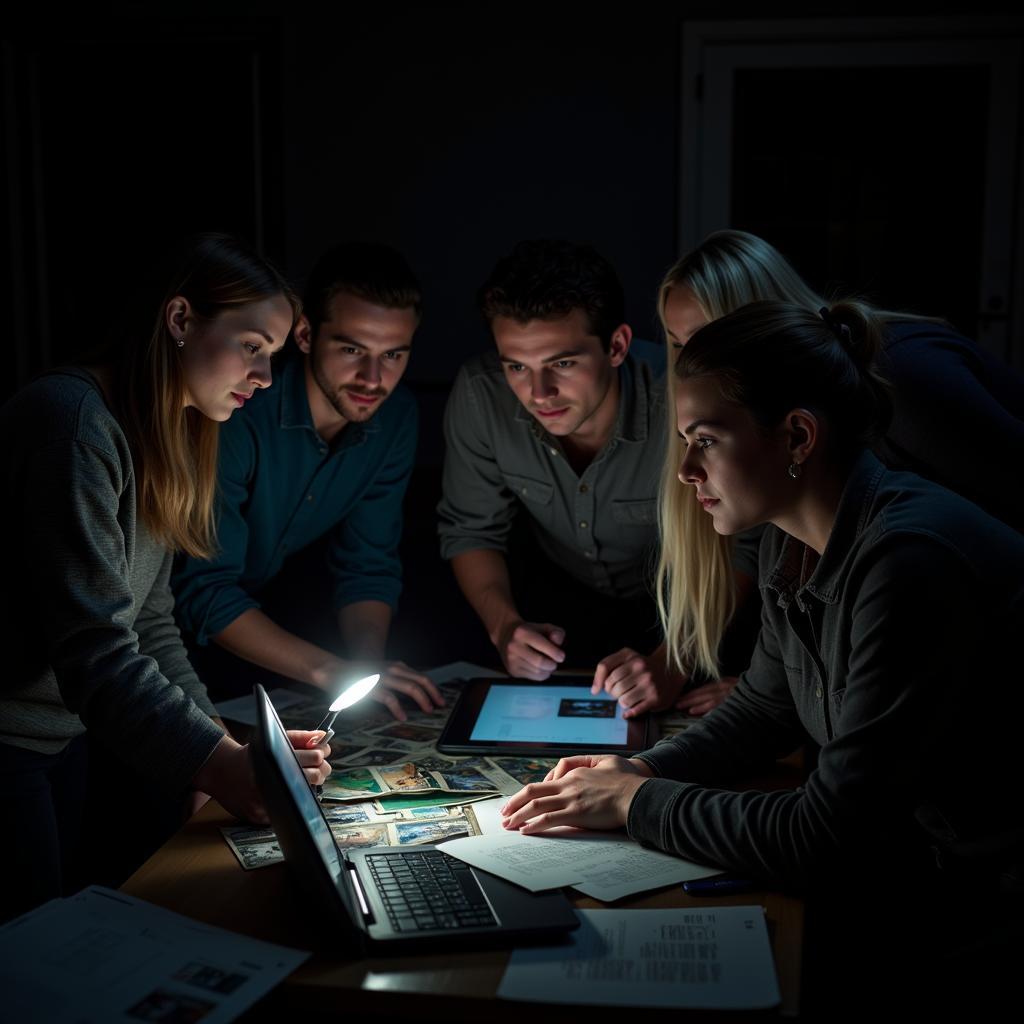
left=312, top=673, right=380, bottom=799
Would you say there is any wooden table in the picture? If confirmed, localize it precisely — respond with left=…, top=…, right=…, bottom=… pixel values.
left=122, top=772, right=805, bottom=1018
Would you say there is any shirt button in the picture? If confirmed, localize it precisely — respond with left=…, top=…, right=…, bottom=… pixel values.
left=815, top=686, right=822, bottom=699
left=520, top=486, right=528, bottom=496
left=319, top=446, right=327, bottom=455
left=549, top=448, right=558, bottom=456
left=579, top=521, right=588, bottom=530
left=579, top=483, right=588, bottom=494
left=585, top=550, right=596, bottom=560
left=307, top=494, right=314, bottom=502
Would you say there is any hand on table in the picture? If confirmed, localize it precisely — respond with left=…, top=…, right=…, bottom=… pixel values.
left=591, top=648, right=688, bottom=718
left=366, top=661, right=445, bottom=721
left=499, top=754, right=654, bottom=835
left=674, top=676, right=738, bottom=716
left=312, top=658, right=444, bottom=721
left=495, top=620, right=566, bottom=680
left=192, top=731, right=332, bottom=826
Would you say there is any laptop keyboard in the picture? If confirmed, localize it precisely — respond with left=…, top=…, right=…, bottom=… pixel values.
left=366, top=850, right=498, bottom=932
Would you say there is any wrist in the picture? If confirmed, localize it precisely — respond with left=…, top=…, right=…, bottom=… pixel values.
left=191, top=734, right=243, bottom=792
left=619, top=773, right=650, bottom=823
left=309, top=653, right=347, bottom=690
left=488, top=613, right=522, bottom=649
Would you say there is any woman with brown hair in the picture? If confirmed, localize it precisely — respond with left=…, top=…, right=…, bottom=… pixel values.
left=0, top=234, right=331, bottom=920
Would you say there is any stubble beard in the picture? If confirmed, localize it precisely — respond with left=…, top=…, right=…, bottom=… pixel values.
left=311, top=357, right=386, bottom=422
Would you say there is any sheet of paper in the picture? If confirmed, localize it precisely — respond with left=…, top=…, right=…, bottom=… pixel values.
left=441, top=829, right=717, bottom=901
left=0, top=886, right=309, bottom=1023
left=498, top=907, right=779, bottom=1010
left=424, top=661, right=505, bottom=684
left=214, top=686, right=308, bottom=726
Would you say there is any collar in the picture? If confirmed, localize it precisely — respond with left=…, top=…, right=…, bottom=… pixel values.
left=764, top=450, right=887, bottom=611
left=278, top=355, right=375, bottom=447
left=513, top=354, right=650, bottom=447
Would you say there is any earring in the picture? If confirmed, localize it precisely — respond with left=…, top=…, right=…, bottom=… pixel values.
left=788, top=462, right=802, bottom=479
left=175, top=336, right=185, bottom=348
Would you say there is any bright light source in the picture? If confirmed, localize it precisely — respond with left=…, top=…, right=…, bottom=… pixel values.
left=329, top=673, right=380, bottom=713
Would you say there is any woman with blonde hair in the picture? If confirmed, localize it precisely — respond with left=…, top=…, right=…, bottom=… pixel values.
left=654, top=229, right=1024, bottom=700
left=0, top=234, right=332, bottom=920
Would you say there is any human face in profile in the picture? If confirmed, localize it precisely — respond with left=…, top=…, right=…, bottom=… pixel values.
left=178, top=294, right=293, bottom=421
left=675, top=376, right=792, bottom=537
left=296, top=292, right=417, bottom=426
left=663, top=285, right=709, bottom=352
left=493, top=308, right=630, bottom=450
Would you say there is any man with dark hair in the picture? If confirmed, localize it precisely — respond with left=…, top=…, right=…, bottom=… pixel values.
left=438, top=240, right=687, bottom=718
left=174, top=241, right=442, bottom=720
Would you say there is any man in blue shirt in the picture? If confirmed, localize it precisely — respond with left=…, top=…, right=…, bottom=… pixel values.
left=174, top=242, right=442, bottom=720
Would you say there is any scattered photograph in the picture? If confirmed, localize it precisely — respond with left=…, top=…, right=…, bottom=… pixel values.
left=402, top=804, right=457, bottom=820
left=370, top=721, right=443, bottom=743
left=325, top=742, right=370, bottom=766
left=430, top=766, right=498, bottom=792
left=558, top=697, right=617, bottom=718
left=329, top=823, right=390, bottom=850
left=322, top=804, right=371, bottom=827
left=487, top=756, right=557, bottom=786
left=392, top=816, right=474, bottom=846
left=173, top=962, right=249, bottom=996
left=221, top=827, right=284, bottom=871
left=410, top=754, right=460, bottom=771
left=373, top=792, right=483, bottom=814
left=320, top=767, right=383, bottom=800
left=126, top=988, right=217, bottom=1022
left=341, top=748, right=409, bottom=767
left=378, top=762, right=437, bottom=791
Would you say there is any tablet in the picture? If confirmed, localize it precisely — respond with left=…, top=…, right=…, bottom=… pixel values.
left=436, top=676, right=650, bottom=757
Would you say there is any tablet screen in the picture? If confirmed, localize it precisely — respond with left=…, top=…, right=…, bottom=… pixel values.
left=469, top=684, right=627, bottom=746
left=438, top=677, right=649, bottom=756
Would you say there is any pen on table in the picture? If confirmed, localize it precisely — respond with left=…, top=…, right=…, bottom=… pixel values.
left=682, top=877, right=756, bottom=896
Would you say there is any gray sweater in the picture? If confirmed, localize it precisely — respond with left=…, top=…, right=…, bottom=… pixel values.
left=0, top=369, right=223, bottom=792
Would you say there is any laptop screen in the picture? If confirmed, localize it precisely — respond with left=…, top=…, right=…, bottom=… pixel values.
left=251, top=684, right=359, bottom=934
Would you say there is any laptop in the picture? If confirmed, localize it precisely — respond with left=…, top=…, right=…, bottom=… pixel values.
left=249, top=683, right=579, bottom=952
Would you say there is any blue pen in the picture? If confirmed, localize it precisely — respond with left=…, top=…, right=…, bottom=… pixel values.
left=682, top=877, right=756, bottom=895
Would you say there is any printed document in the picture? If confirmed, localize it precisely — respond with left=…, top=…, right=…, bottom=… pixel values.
left=498, top=907, right=780, bottom=1009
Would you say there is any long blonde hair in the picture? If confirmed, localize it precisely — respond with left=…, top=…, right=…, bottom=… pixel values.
left=654, top=230, right=907, bottom=677
left=111, top=234, right=298, bottom=558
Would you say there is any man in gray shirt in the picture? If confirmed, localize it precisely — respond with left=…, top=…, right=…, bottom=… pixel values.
left=438, top=240, right=687, bottom=717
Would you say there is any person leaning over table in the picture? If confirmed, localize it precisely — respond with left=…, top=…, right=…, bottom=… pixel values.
left=172, top=241, right=441, bottom=720
left=500, top=301, right=1024, bottom=900
left=0, top=235, right=331, bottom=923
left=437, top=239, right=745, bottom=717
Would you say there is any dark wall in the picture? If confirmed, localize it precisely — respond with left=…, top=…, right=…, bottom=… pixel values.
left=279, top=7, right=680, bottom=383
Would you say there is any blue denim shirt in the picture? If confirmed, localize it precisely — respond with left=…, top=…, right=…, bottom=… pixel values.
left=628, top=452, right=1024, bottom=884
left=173, top=355, right=417, bottom=645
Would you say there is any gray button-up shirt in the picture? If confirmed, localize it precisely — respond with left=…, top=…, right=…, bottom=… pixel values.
left=438, top=348, right=667, bottom=599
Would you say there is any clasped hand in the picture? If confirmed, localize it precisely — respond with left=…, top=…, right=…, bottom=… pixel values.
left=499, top=754, right=653, bottom=834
